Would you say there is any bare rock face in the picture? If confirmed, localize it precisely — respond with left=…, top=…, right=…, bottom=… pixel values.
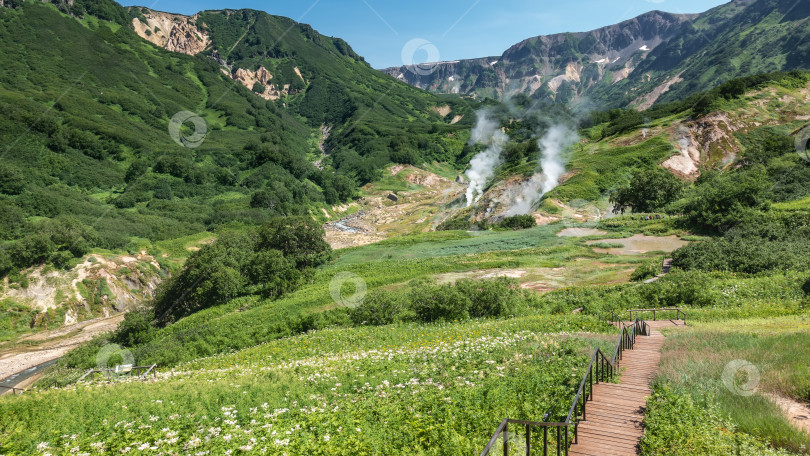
left=231, top=67, right=288, bottom=100
left=132, top=10, right=210, bottom=56
left=382, top=10, right=695, bottom=102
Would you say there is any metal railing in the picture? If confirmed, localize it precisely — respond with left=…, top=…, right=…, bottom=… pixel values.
left=479, top=318, right=649, bottom=456
left=77, top=364, right=158, bottom=383
left=0, top=385, right=26, bottom=395
left=625, top=308, right=686, bottom=325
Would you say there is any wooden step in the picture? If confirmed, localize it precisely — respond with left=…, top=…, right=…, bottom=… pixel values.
left=567, top=327, right=673, bottom=456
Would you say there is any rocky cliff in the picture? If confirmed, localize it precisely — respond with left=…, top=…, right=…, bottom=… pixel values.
left=383, top=11, right=696, bottom=104
left=131, top=9, right=210, bottom=55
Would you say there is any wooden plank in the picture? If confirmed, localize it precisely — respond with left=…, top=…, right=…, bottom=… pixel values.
left=568, top=328, right=673, bottom=456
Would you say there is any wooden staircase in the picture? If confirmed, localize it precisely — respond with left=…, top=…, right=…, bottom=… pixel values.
left=568, top=330, right=666, bottom=456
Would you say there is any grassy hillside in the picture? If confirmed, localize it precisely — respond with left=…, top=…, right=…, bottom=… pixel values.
left=2, top=2, right=810, bottom=454
left=0, top=0, right=476, bottom=296
left=139, top=6, right=477, bottom=183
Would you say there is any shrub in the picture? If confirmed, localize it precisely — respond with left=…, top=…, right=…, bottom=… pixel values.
left=455, top=277, right=527, bottom=318
left=680, top=168, right=770, bottom=233
left=113, top=307, right=157, bottom=347
left=631, top=259, right=661, bottom=282
left=498, top=215, right=536, bottom=230
left=0, top=250, right=12, bottom=277
left=610, top=167, right=684, bottom=214
left=245, top=249, right=302, bottom=298
left=436, top=217, right=471, bottom=231
left=257, top=216, right=332, bottom=269
left=408, top=280, right=471, bottom=323
left=349, top=290, right=409, bottom=326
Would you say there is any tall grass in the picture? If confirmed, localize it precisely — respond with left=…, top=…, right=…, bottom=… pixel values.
left=653, top=316, right=810, bottom=453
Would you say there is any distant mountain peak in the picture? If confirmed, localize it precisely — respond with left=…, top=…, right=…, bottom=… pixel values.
left=382, top=0, right=810, bottom=110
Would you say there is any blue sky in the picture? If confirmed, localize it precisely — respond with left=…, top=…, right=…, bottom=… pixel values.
left=122, top=0, right=729, bottom=68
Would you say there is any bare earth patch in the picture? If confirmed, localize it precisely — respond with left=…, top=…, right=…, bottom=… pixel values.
left=765, top=392, right=810, bottom=434
left=0, top=314, right=124, bottom=381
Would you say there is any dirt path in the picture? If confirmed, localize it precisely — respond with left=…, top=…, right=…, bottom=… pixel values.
left=765, top=392, right=810, bottom=434
left=0, top=314, right=124, bottom=381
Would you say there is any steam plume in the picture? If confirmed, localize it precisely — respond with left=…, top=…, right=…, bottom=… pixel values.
left=465, top=110, right=507, bottom=206
left=503, top=125, right=578, bottom=216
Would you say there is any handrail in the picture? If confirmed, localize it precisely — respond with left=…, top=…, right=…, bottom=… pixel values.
left=479, top=318, right=650, bottom=455
left=625, top=307, right=686, bottom=325
left=0, top=385, right=26, bottom=394
left=75, top=365, right=159, bottom=384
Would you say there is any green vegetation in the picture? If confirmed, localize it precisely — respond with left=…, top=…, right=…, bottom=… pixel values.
left=193, top=8, right=476, bottom=184
left=2, top=2, right=810, bottom=455
left=497, top=214, right=537, bottom=230
left=350, top=277, right=533, bottom=325
left=0, top=1, right=475, bottom=280
left=0, top=314, right=613, bottom=454
left=611, top=167, right=684, bottom=214
left=647, top=318, right=810, bottom=454
left=641, top=385, right=794, bottom=456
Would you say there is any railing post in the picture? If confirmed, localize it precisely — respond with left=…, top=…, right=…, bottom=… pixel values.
left=564, top=425, right=569, bottom=456
left=526, top=425, right=531, bottom=456
left=503, top=421, right=509, bottom=455
left=556, top=426, right=561, bottom=456
left=544, top=427, right=548, bottom=456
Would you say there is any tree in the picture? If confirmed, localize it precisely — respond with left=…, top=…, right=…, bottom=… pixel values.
left=0, top=250, right=13, bottom=277
left=153, top=231, right=256, bottom=323
left=10, top=234, right=56, bottom=268
left=246, top=249, right=302, bottom=298
left=0, top=164, right=26, bottom=195
left=611, top=167, right=684, bottom=214
left=257, top=217, right=331, bottom=269
left=681, top=167, right=771, bottom=232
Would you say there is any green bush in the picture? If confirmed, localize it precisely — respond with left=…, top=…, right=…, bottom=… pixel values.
left=455, top=277, right=528, bottom=318
left=113, top=307, right=157, bottom=347
left=610, top=167, right=684, bottom=214
left=498, top=215, right=536, bottom=230
left=631, top=259, right=660, bottom=282
left=349, top=290, right=409, bottom=326
left=437, top=217, right=471, bottom=231
left=257, top=216, right=332, bottom=269
left=409, top=281, right=471, bottom=323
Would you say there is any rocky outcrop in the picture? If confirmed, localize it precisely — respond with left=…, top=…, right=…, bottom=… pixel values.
left=230, top=66, right=290, bottom=100
left=131, top=10, right=209, bottom=56
left=1, top=252, right=163, bottom=325
left=382, top=11, right=696, bottom=102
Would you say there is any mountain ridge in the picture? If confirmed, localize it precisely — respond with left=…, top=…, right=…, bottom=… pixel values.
left=382, top=0, right=810, bottom=109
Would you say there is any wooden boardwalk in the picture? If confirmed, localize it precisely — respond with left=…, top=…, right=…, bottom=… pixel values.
left=616, top=320, right=685, bottom=330
left=568, top=329, right=667, bottom=456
